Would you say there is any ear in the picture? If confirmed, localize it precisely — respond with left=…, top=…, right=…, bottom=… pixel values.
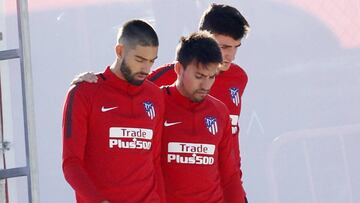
left=115, top=44, right=124, bottom=59
left=174, top=62, right=183, bottom=76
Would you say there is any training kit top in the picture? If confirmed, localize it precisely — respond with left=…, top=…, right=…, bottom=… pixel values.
left=62, top=67, right=165, bottom=203
left=161, top=85, right=246, bottom=203
left=148, top=63, right=248, bottom=168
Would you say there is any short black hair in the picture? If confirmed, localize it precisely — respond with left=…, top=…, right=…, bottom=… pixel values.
left=176, top=31, right=222, bottom=69
left=199, top=4, right=250, bottom=40
left=117, top=19, right=159, bottom=48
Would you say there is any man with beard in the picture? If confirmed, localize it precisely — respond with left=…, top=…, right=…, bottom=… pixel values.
left=62, top=19, right=165, bottom=203
left=161, top=31, right=246, bottom=203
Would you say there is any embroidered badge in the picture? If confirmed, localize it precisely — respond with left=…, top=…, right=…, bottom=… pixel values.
left=229, top=87, right=240, bottom=106
left=204, top=116, right=218, bottom=135
left=143, top=101, right=155, bottom=120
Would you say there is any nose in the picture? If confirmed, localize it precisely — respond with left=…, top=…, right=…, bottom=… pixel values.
left=142, top=61, right=154, bottom=73
left=200, top=77, right=214, bottom=91
left=223, top=48, right=236, bottom=62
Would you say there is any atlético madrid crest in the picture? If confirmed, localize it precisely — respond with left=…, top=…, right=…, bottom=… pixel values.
left=143, top=101, right=155, bottom=120
left=229, top=87, right=240, bottom=106
left=204, top=116, right=218, bottom=135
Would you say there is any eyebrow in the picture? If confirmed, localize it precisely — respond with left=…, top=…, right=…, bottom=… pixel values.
left=135, top=55, right=158, bottom=61
left=196, top=72, right=206, bottom=77
left=195, top=72, right=217, bottom=77
left=219, top=42, right=242, bottom=48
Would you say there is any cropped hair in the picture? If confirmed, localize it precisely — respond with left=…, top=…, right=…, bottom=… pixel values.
left=117, top=19, right=159, bottom=48
left=176, top=31, right=222, bottom=69
left=199, top=4, right=250, bottom=40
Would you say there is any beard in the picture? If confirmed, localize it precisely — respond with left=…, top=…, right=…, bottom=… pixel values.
left=178, top=79, right=208, bottom=102
left=120, top=59, right=146, bottom=86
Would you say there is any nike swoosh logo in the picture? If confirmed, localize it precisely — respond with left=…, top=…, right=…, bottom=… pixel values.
left=101, top=106, right=118, bottom=112
left=164, top=121, right=182, bottom=127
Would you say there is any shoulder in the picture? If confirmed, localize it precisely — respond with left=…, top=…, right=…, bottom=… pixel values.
left=228, top=63, right=248, bottom=80
left=149, top=63, right=175, bottom=77
left=205, top=96, right=231, bottom=130
left=69, top=78, right=102, bottom=95
left=206, top=95, right=230, bottom=115
left=148, top=63, right=176, bottom=83
left=65, top=73, right=106, bottom=100
left=143, top=79, right=162, bottom=92
left=142, top=81, right=165, bottom=113
left=143, top=80, right=165, bottom=99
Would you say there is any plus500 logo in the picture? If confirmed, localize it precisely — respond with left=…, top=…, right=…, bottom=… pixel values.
left=167, top=142, right=215, bottom=165
left=109, top=127, right=153, bottom=150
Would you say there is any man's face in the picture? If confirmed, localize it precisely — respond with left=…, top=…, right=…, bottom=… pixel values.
left=120, top=45, right=158, bottom=85
left=213, top=34, right=241, bottom=71
left=177, top=61, right=219, bottom=102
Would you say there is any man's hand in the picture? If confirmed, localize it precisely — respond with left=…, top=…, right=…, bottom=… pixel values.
left=71, top=72, right=98, bottom=85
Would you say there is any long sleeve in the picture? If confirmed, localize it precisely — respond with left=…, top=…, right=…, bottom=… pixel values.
left=62, top=84, right=105, bottom=202
left=153, top=116, right=166, bottom=203
left=218, top=114, right=246, bottom=203
left=238, top=69, right=248, bottom=100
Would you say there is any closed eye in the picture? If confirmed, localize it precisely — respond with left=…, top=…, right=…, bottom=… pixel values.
left=220, top=45, right=231, bottom=49
left=135, top=55, right=158, bottom=63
